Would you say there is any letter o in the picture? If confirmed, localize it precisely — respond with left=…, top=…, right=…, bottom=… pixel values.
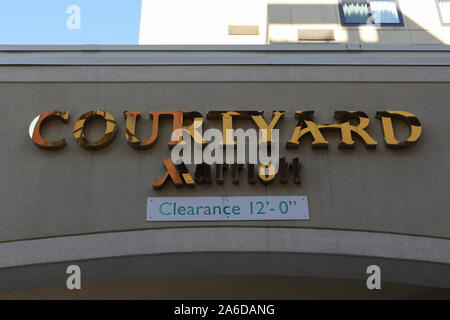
left=73, top=110, right=117, bottom=149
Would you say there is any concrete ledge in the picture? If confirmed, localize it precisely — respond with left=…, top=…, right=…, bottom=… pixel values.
left=0, top=65, right=450, bottom=83
left=1, top=44, right=450, bottom=51
left=0, top=45, right=450, bottom=65
left=1, top=228, right=449, bottom=269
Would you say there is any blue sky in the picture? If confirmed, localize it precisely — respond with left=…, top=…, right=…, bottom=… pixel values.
left=0, top=0, right=142, bottom=44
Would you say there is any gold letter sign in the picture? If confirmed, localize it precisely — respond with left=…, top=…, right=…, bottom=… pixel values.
left=73, top=110, right=118, bottom=149
left=29, top=110, right=70, bottom=150
left=124, top=111, right=206, bottom=149
left=29, top=109, right=423, bottom=189
left=287, top=111, right=378, bottom=149
left=376, top=111, right=422, bottom=148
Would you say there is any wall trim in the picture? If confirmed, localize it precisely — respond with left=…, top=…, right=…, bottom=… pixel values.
left=1, top=45, right=450, bottom=66
left=1, top=227, right=449, bottom=269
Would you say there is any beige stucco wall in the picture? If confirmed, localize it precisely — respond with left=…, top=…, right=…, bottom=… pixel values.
left=1, top=77, right=449, bottom=240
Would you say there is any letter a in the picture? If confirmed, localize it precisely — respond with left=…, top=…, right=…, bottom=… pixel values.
left=66, top=265, right=81, bottom=290
left=366, top=265, right=381, bottom=290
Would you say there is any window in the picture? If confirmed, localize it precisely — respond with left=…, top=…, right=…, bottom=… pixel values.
left=339, top=0, right=404, bottom=26
left=437, top=0, right=450, bottom=24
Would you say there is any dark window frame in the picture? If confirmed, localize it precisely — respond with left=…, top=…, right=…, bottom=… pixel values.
left=436, top=0, right=450, bottom=26
left=338, top=0, right=404, bottom=27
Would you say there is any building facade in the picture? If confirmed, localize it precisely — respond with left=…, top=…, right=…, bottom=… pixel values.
left=0, top=0, right=449, bottom=299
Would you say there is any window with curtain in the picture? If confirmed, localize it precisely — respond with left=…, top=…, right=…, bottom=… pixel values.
left=370, top=0, right=401, bottom=24
left=341, top=0, right=370, bottom=24
left=438, top=0, right=450, bottom=23
left=340, top=0, right=403, bottom=25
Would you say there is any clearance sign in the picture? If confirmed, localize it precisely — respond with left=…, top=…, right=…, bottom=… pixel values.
left=147, top=196, right=309, bottom=221
left=29, top=109, right=422, bottom=190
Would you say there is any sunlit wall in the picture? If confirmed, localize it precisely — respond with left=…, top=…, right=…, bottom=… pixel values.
left=138, top=0, right=450, bottom=45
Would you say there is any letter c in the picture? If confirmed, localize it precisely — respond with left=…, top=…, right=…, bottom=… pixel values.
left=29, top=111, right=70, bottom=150
left=159, top=202, right=172, bottom=215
